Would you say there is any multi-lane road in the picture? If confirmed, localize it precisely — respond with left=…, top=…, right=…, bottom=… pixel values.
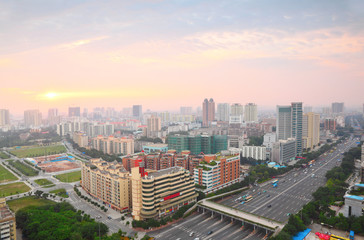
left=150, top=137, right=360, bottom=239
left=219, top=137, right=359, bottom=223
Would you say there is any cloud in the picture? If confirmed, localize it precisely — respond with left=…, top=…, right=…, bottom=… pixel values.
left=58, top=36, right=109, bottom=50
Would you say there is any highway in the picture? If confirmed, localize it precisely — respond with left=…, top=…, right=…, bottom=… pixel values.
left=219, top=137, right=359, bottom=223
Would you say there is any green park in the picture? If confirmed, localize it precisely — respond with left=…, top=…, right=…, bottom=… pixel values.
left=9, top=144, right=67, bottom=158
left=54, top=171, right=81, bottom=183
left=0, top=182, right=30, bottom=197
left=0, top=164, right=18, bottom=183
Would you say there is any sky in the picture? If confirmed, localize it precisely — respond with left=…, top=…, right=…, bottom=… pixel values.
left=1, top=0, right=364, bottom=115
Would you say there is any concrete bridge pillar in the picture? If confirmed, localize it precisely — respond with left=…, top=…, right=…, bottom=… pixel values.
left=211, top=211, right=214, bottom=217
left=221, top=215, right=223, bottom=221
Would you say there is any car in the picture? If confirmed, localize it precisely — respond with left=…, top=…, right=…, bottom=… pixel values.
left=207, top=230, right=213, bottom=235
left=107, top=216, right=111, bottom=219
left=287, top=213, right=291, bottom=216
left=96, top=216, right=102, bottom=219
left=267, top=195, right=270, bottom=198
left=267, top=205, right=272, bottom=208
left=189, top=232, right=194, bottom=237
left=258, top=192, right=261, bottom=195
left=263, top=190, right=266, bottom=193
left=194, top=238, right=200, bottom=240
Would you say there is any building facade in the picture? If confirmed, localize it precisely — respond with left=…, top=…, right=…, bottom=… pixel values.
left=202, top=98, right=215, bottom=127
left=272, top=138, right=296, bottom=164
left=68, top=107, right=81, bottom=117
left=276, top=106, right=292, bottom=141
left=291, top=102, right=303, bottom=156
left=302, top=112, right=320, bottom=150
left=241, top=146, right=267, bottom=160
left=131, top=166, right=197, bottom=220
left=324, top=118, right=336, bottom=131
left=0, top=198, right=16, bottom=240
left=72, top=131, right=89, bottom=148
left=91, top=136, right=134, bottom=155
left=0, top=109, right=10, bottom=126
left=81, top=159, right=131, bottom=211
left=332, top=102, right=344, bottom=114
left=133, top=105, right=143, bottom=120
left=24, top=109, right=42, bottom=128
left=216, top=103, right=230, bottom=122
left=194, top=154, right=240, bottom=191
left=230, top=103, right=244, bottom=124
left=244, top=103, right=258, bottom=123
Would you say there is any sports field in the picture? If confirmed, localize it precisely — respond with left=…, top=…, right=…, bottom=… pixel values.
left=0, top=182, right=30, bottom=197
left=9, top=145, right=67, bottom=158
left=0, top=164, right=18, bottom=183
left=54, top=171, right=81, bottom=182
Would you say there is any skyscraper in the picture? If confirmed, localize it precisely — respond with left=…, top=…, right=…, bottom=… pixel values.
left=230, top=103, right=243, bottom=124
left=147, top=116, right=161, bottom=137
left=244, top=103, right=258, bottom=122
left=24, top=110, right=42, bottom=127
left=302, top=112, right=320, bottom=150
left=276, top=106, right=292, bottom=140
left=202, top=98, right=215, bottom=127
left=331, top=102, right=344, bottom=114
left=216, top=103, right=230, bottom=122
left=68, top=107, right=81, bottom=117
left=291, top=102, right=303, bottom=156
left=0, top=109, right=10, bottom=126
left=48, top=108, right=60, bottom=125
left=133, top=105, right=142, bottom=120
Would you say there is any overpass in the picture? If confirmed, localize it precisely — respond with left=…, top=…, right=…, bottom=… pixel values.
left=197, top=198, right=284, bottom=236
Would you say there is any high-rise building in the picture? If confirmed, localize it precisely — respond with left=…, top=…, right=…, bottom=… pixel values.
left=81, top=159, right=131, bottom=212
left=68, top=107, right=81, bottom=117
left=302, top=112, right=320, bottom=150
left=324, top=118, right=336, bottom=131
left=362, top=104, right=364, bottom=115
left=0, top=198, right=16, bottom=240
left=0, top=109, right=10, bottom=126
left=202, top=98, right=215, bottom=127
left=216, top=103, right=230, bottom=122
left=167, top=134, right=228, bottom=154
left=244, top=103, right=258, bottom=123
left=24, top=109, right=42, bottom=128
left=91, top=136, right=134, bottom=155
left=72, top=132, right=89, bottom=148
left=180, top=106, right=192, bottom=115
left=167, top=135, right=188, bottom=153
left=133, top=105, right=143, bottom=120
left=241, top=146, right=267, bottom=160
left=146, top=116, right=161, bottom=138
left=322, top=107, right=331, bottom=115
left=276, top=106, right=292, bottom=140
left=291, top=102, right=303, bottom=156
left=132, top=166, right=197, bottom=220
left=194, top=154, right=240, bottom=191
left=230, top=103, right=243, bottom=124
left=83, top=108, right=88, bottom=118
left=332, top=102, right=344, bottom=114
left=271, top=138, right=296, bottom=164
left=47, top=108, right=60, bottom=125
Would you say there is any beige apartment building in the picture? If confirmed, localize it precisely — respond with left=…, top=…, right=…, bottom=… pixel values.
left=91, top=136, right=134, bottom=155
left=303, top=112, right=320, bottom=150
left=0, top=198, right=16, bottom=240
left=132, top=165, right=197, bottom=221
left=81, top=158, right=131, bottom=211
left=73, top=131, right=89, bottom=148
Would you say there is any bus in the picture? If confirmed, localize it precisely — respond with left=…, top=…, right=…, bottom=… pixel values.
left=330, top=234, right=350, bottom=240
left=272, top=180, right=279, bottom=184
left=245, top=195, right=253, bottom=202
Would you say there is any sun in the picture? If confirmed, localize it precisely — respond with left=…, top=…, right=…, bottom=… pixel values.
left=45, top=92, right=58, bottom=99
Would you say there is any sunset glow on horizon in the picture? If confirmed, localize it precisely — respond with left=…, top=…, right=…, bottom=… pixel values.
left=1, top=0, right=364, bottom=115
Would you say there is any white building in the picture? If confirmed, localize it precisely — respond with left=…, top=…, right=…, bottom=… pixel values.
left=263, top=133, right=277, bottom=149
left=244, top=103, right=258, bottom=123
left=217, top=103, right=230, bottom=122
left=241, top=146, right=267, bottom=160
left=271, top=138, right=296, bottom=164
left=230, top=103, right=244, bottom=124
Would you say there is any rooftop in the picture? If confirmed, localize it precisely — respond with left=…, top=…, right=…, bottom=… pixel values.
left=145, top=166, right=184, bottom=178
left=345, top=195, right=364, bottom=201
left=0, top=206, right=14, bottom=221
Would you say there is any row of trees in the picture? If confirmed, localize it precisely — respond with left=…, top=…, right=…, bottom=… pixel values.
left=16, top=202, right=109, bottom=240
left=74, top=186, right=108, bottom=212
left=272, top=144, right=360, bottom=240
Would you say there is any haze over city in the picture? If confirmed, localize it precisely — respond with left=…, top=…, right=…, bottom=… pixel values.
left=1, top=0, right=364, bottom=115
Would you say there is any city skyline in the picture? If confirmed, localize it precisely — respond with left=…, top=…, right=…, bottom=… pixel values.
left=1, top=0, right=364, bottom=113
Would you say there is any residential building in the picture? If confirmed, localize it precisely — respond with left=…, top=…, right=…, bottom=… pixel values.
left=91, top=136, right=134, bottom=155
left=81, top=158, right=131, bottom=211
left=133, top=105, right=143, bottom=120
left=72, top=131, right=89, bottom=148
left=159, top=153, right=175, bottom=169
left=324, top=118, right=336, bottom=131
left=0, top=198, right=16, bottom=240
left=302, top=112, right=320, bottom=150
left=131, top=165, right=197, bottom=220
left=147, top=116, right=161, bottom=138
left=241, top=146, right=267, bottom=160
left=174, top=153, right=189, bottom=170
left=216, top=103, right=230, bottom=122
left=244, top=103, right=258, bottom=123
left=276, top=106, right=292, bottom=140
left=68, top=107, right=81, bottom=117
left=202, top=98, right=215, bottom=127
left=122, top=155, right=145, bottom=172
left=24, top=109, right=42, bottom=128
left=271, top=138, right=296, bottom=164
left=145, top=153, right=160, bottom=170
left=291, top=102, right=303, bottom=156
left=0, top=109, right=10, bottom=126
left=167, top=134, right=227, bottom=154
left=263, top=133, right=277, bottom=149
left=48, top=108, right=60, bottom=125
left=230, top=103, right=243, bottom=124
left=167, top=135, right=188, bottom=153
left=194, top=154, right=240, bottom=191
left=332, top=102, right=344, bottom=114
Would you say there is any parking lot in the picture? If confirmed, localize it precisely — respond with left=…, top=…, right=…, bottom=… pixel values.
left=218, top=138, right=359, bottom=223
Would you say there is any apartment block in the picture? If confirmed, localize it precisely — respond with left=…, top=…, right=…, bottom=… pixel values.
left=0, top=110, right=10, bottom=126
left=194, top=154, right=240, bottom=191
left=81, top=159, right=131, bottom=211
left=241, top=146, right=267, bottom=160
left=91, top=136, right=134, bottom=155
left=122, top=155, right=145, bottom=172
left=324, top=118, right=336, bottom=131
left=72, top=131, right=89, bottom=148
left=131, top=165, right=197, bottom=220
left=0, top=198, right=16, bottom=240
left=272, top=138, right=296, bottom=164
